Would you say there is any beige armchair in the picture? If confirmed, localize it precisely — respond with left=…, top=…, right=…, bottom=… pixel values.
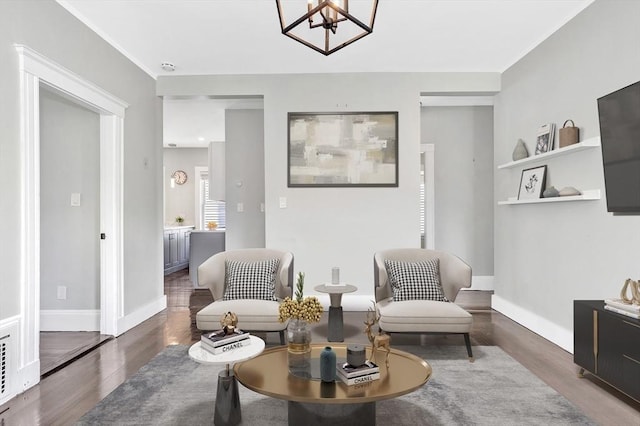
left=374, top=248, right=474, bottom=360
left=196, top=248, right=294, bottom=344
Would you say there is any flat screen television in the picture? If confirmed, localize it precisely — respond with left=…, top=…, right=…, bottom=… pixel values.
left=597, top=80, right=640, bottom=212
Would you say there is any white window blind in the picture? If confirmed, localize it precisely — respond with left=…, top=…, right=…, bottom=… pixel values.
left=200, top=173, right=226, bottom=229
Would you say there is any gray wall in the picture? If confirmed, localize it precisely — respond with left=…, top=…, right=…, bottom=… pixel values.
left=421, top=106, right=494, bottom=276
left=157, top=73, right=500, bottom=295
left=225, top=109, right=265, bottom=249
left=494, top=0, right=640, bottom=348
left=40, top=89, right=100, bottom=311
left=0, top=0, right=162, bottom=321
left=163, top=148, right=208, bottom=226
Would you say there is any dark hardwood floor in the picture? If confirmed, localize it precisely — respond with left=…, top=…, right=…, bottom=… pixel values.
left=1, top=269, right=638, bottom=425
left=40, top=332, right=112, bottom=377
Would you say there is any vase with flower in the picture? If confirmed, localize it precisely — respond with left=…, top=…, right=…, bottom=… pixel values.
left=279, top=272, right=323, bottom=376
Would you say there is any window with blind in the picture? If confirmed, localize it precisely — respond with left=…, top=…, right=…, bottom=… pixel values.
left=200, top=173, right=226, bottom=229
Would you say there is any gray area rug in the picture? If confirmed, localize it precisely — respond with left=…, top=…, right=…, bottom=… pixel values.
left=77, top=345, right=594, bottom=426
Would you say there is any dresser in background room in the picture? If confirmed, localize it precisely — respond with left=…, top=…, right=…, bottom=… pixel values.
left=164, top=225, right=194, bottom=275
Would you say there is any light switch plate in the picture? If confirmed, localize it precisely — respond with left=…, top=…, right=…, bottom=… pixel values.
left=237, top=202, right=244, bottom=212
left=71, top=193, right=81, bottom=207
left=279, top=197, right=287, bottom=208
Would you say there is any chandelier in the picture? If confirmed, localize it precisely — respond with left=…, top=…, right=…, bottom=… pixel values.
left=276, top=0, right=379, bottom=56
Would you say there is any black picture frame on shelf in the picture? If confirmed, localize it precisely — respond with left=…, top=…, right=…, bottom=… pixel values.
left=518, top=165, right=547, bottom=200
left=287, top=111, right=398, bottom=187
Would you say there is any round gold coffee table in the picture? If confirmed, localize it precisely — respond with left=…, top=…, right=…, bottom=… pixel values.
left=233, top=343, right=431, bottom=426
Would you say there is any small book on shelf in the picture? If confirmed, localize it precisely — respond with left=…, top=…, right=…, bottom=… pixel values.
left=605, top=299, right=640, bottom=313
left=338, top=371, right=380, bottom=386
left=201, top=337, right=251, bottom=355
left=201, top=329, right=249, bottom=348
left=604, top=304, right=640, bottom=319
left=336, top=360, right=379, bottom=379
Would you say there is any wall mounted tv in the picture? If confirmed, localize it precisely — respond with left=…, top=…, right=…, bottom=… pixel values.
left=597, top=80, right=640, bottom=213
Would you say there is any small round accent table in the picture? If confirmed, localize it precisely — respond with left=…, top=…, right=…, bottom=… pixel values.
left=314, top=284, right=357, bottom=342
left=189, top=335, right=265, bottom=426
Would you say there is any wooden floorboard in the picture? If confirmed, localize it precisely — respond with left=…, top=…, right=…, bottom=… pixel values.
left=40, top=332, right=112, bottom=377
left=1, top=269, right=638, bottom=425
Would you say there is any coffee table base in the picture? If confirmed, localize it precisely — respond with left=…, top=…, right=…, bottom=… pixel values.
left=288, top=401, right=375, bottom=425
left=215, top=370, right=241, bottom=426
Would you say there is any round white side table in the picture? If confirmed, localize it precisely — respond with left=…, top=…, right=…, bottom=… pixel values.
left=314, top=284, right=357, bottom=342
left=189, top=335, right=265, bottom=425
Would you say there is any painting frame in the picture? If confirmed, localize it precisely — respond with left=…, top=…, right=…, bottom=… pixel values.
left=287, top=111, right=399, bottom=187
left=518, top=165, right=547, bottom=200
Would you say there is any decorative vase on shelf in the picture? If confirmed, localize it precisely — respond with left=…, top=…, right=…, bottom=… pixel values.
left=512, top=139, right=529, bottom=161
left=287, top=319, right=311, bottom=377
left=320, top=346, right=337, bottom=382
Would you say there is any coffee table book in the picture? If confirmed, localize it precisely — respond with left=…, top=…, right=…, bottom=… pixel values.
left=338, top=371, right=381, bottom=386
left=202, top=337, right=252, bottom=355
left=336, top=360, right=379, bottom=378
left=201, top=329, right=249, bottom=347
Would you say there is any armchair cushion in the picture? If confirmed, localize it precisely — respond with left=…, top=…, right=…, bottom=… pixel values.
left=384, top=258, right=448, bottom=302
left=223, top=258, right=280, bottom=301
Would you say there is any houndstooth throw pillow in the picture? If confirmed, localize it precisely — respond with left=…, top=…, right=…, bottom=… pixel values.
left=384, top=258, right=449, bottom=302
left=223, top=258, right=280, bottom=301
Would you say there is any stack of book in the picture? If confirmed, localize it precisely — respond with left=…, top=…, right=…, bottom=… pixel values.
left=336, top=360, right=380, bottom=385
left=201, top=329, right=251, bottom=355
left=604, top=299, right=640, bottom=319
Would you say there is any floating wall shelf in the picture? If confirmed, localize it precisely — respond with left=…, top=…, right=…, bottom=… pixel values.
left=497, top=137, right=601, bottom=170
left=498, top=189, right=601, bottom=205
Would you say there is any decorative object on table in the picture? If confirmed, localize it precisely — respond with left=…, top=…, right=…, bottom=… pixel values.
left=559, top=119, right=579, bottom=148
left=287, top=111, right=398, bottom=187
left=558, top=186, right=581, bottom=197
left=200, top=327, right=251, bottom=355
left=517, top=165, right=547, bottom=200
left=602, top=279, right=640, bottom=319
left=542, top=186, right=560, bottom=198
left=512, top=138, right=529, bottom=161
left=619, top=278, right=640, bottom=304
left=207, top=221, right=218, bottom=230
left=331, top=267, right=340, bottom=285
left=175, top=215, right=185, bottom=224
left=171, top=169, right=188, bottom=185
left=336, top=360, right=381, bottom=385
left=364, top=303, right=391, bottom=368
left=535, top=123, right=555, bottom=154
left=220, top=311, right=238, bottom=335
left=320, top=346, right=337, bottom=382
left=347, top=344, right=366, bottom=367
left=279, top=272, right=323, bottom=375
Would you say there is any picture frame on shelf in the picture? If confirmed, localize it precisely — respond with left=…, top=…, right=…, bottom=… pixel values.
left=535, top=123, right=555, bottom=155
left=518, top=165, right=547, bottom=200
left=287, top=111, right=398, bottom=187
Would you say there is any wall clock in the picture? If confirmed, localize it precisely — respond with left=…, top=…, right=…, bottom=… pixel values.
left=172, top=170, right=188, bottom=185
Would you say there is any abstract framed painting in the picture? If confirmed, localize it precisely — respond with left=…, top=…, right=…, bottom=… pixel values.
left=518, top=165, right=547, bottom=200
left=287, top=111, right=398, bottom=187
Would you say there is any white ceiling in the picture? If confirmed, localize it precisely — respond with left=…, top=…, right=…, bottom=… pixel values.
left=57, top=0, right=594, bottom=148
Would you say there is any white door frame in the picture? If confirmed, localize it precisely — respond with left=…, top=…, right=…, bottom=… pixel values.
left=421, top=144, right=435, bottom=249
left=16, top=45, right=127, bottom=391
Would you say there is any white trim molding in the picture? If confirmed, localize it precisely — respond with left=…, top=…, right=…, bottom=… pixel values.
left=40, top=310, right=101, bottom=332
left=16, top=44, right=127, bottom=392
left=491, top=294, right=573, bottom=353
left=0, top=316, right=20, bottom=405
left=116, top=296, right=167, bottom=335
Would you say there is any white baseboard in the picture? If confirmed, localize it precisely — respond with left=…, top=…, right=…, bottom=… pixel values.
left=17, top=359, right=40, bottom=394
left=116, top=295, right=167, bottom=336
left=491, top=294, right=573, bottom=353
left=40, top=310, right=100, bottom=331
left=467, top=275, right=494, bottom=291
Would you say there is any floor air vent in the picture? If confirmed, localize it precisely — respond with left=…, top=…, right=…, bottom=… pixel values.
left=0, top=334, right=9, bottom=398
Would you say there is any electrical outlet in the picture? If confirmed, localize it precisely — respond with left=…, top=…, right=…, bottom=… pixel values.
left=237, top=202, right=244, bottom=212
left=279, top=197, right=287, bottom=208
left=57, top=286, right=67, bottom=300
left=70, top=193, right=81, bottom=207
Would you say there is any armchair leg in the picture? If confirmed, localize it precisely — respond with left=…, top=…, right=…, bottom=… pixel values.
left=463, top=333, right=474, bottom=362
left=279, top=330, right=285, bottom=345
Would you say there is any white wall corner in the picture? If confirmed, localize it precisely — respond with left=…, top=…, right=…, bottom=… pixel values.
left=40, top=310, right=100, bottom=332
left=491, top=294, right=573, bottom=353
left=467, top=275, right=494, bottom=291
left=116, top=295, right=167, bottom=336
